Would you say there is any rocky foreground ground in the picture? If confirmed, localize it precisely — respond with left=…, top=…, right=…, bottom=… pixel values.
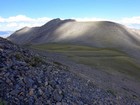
left=0, top=37, right=140, bottom=105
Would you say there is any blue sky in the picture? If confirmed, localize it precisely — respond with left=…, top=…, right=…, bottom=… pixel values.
left=1, top=0, right=140, bottom=19
left=0, top=0, right=140, bottom=33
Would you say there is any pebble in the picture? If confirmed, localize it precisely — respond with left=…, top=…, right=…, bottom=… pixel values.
left=56, top=102, right=62, bottom=105
left=29, top=88, right=34, bottom=96
left=53, top=89, right=63, bottom=102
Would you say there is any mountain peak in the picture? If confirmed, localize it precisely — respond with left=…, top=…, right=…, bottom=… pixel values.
left=47, top=18, right=76, bottom=23
left=48, top=18, right=61, bottom=23
left=42, top=18, right=75, bottom=28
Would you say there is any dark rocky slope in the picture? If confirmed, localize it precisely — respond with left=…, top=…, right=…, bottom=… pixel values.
left=1, top=38, right=140, bottom=104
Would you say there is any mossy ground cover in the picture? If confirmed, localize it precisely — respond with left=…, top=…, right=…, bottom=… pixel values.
left=31, top=43, right=140, bottom=80
left=0, top=99, right=6, bottom=105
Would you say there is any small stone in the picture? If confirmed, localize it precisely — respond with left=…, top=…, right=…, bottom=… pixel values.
left=38, top=88, right=43, bottom=95
left=25, top=77, right=34, bottom=88
left=47, top=100, right=51, bottom=104
left=0, top=63, right=5, bottom=68
left=59, top=88, right=63, bottom=94
left=45, top=85, right=53, bottom=97
left=29, top=96, right=35, bottom=105
left=61, top=102, right=68, bottom=105
left=18, top=91, right=24, bottom=96
left=56, top=102, right=62, bottom=105
left=6, top=78, right=11, bottom=84
left=29, top=88, right=34, bottom=96
left=66, top=78, right=71, bottom=82
left=53, top=89, right=63, bottom=102
left=50, top=80, right=58, bottom=88
left=45, top=81, right=48, bottom=86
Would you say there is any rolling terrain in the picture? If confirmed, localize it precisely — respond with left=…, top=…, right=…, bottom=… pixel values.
left=30, top=43, right=140, bottom=81
left=29, top=43, right=140, bottom=104
left=30, top=43, right=140, bottom=92
left=1, top=37, right=140, bottom=104
left=8, top=19, right=140, bottom=60
left=8, top=18, right=140, bottom=82
left=6, top=19, right=140, bottom=104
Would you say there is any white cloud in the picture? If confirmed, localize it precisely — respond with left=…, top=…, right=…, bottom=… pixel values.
left=74, top=17, right=110, bottom=22
left=0, top=17, right=5, bottom=22
left=6, top=15, right=34, bottom=22
left=0, top=15, right=140, bottom=32
left=6, top=23, right=18, bottom=27
left=120, top=16, right=140, bottom=25
left=0, top=15, right=52, bottom=23
left=74, top=17, right=140, bottom=29
left=0, top=15, right=52, bottom=31
left=117, top=16, right=140, bottom=29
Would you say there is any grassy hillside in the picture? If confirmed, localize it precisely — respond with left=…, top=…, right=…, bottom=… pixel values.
left=31, top=43, right=140, bottom=80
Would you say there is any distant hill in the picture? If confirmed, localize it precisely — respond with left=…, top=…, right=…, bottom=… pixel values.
left=8, top=18, right=75, bottom=44
left=8, top=18, right=140, bottom=59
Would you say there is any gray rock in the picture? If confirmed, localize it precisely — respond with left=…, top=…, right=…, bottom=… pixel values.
left=29, top=88, right=34, bottom=96
left=45, top=85, right=53, bottom=98
left=56, top=102, right=62, bottom=105
left=38, top=88, right=43, bottom=95
left=53, top=89, right=63, bottom=102
left=61, top=102, right=68, bottom=105
left=29, top=96, right=35, bottom=105
left=45, top=81, right=48, bottom=86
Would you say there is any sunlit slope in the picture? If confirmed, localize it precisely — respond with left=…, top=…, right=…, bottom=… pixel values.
left=31, top=43, right=140, bottom=80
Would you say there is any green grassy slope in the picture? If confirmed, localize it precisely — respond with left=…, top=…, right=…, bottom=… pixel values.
left=31, top=43, right=140, bottom=80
